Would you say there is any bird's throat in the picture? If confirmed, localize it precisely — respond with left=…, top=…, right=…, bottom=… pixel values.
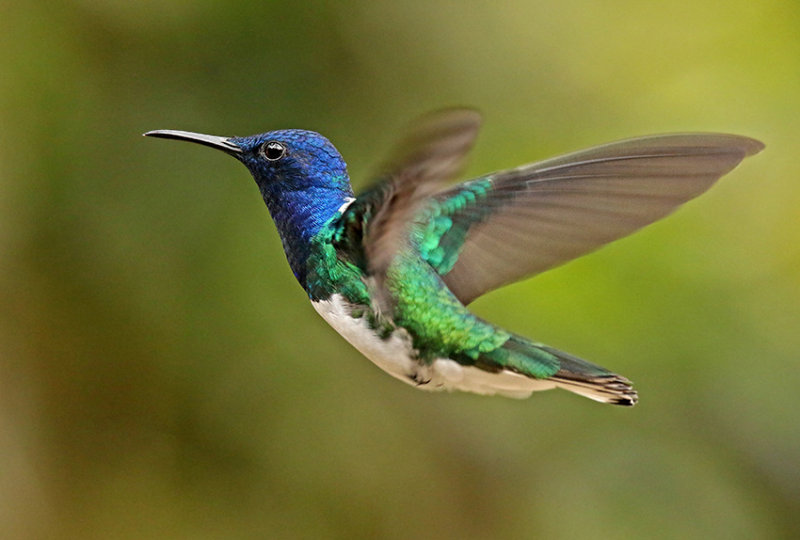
left=259, top=184, right=352, bottom=288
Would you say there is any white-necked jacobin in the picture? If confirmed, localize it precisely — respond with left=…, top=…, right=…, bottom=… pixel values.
left=145, top=109, right=763, bottom=406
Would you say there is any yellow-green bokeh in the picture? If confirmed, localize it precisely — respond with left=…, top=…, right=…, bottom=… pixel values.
left=1, top=1, right=798, bottom=538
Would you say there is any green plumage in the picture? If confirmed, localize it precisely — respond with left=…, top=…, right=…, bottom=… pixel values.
left=387, top=251, right=506, bottom=360
left=392, top=222, right=561, bottom=379
left=418, top=178, right=494, bottom=276
left=305, top=221, right=370, bottom=304
left=304, top=190, right=565, bottom=381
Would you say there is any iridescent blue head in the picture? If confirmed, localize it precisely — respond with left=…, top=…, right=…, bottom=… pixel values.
left=144, top=128, right=354, bottom=287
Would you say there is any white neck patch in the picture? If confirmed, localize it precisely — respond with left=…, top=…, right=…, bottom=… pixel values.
left=337, top=197, right=356, bottom=214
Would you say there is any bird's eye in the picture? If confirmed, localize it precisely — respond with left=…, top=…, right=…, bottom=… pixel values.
left=262, top=141, right=286, bottom=161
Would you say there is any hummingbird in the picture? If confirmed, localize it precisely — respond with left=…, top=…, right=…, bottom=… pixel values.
left=145, top=109, right=762, bottom=406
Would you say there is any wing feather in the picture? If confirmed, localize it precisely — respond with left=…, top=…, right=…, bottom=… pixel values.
left=427, top=134, right=763, bottom=304
left=336, top=109, right=482, bottom=294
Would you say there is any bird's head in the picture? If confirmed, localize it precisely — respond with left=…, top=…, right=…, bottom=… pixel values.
left=145, top=128, right=352, bottom=201
left=145, top=127, right=354, bottom=286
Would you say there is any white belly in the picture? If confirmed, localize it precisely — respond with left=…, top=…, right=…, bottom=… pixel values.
left=311, top=294, right=557, bottom=399
left=311, top=294, right=417, bottom=384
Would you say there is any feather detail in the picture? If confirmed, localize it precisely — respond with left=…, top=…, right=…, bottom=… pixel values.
left=426, top=133, right=763, bottom=304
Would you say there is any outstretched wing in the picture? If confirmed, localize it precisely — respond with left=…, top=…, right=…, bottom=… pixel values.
left=337, top=108, right=481, bottom=279
left=420, top=133, right=764, bottom=305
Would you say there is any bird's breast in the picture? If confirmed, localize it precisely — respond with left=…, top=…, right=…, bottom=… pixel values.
left=310, top=294, right=418, bottom=384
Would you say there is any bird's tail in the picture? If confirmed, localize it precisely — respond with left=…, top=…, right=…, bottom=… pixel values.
left=497, top=336, right=638, bottom=406
left=544, top=346, right=637, bottom=406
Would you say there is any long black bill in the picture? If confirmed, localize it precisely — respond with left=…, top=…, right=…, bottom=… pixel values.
left=144, top=130, right=242, bottom=155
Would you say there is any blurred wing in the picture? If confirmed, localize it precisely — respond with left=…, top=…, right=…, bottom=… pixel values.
left=338, top=109, right=482, bottom=277
left=421, top=133, right=764, bottom=305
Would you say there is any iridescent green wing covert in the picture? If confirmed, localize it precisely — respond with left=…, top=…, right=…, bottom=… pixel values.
left=335, top=109, right=481, bottom=292
left=421, top=133, right=764, bottom=304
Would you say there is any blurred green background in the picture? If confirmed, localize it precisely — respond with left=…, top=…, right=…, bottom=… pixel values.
left=1, top=1, right=798, bottom=538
